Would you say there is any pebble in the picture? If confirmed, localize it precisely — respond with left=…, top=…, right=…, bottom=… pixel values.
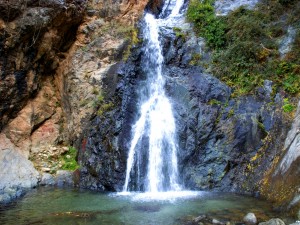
left=243, top=213, right=257, bottom=225
left=213, top=218, right=225, bottom=225
left=42, top=167, right=51, bottom=172
left=194, top=215, right=206, bottom=223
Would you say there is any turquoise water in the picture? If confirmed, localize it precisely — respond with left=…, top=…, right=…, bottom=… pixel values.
left=0, top=188, right=283, bottom=225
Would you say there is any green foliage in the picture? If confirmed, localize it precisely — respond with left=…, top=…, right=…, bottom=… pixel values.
left=278, top=0, right=295, bottom=5
left=97, top=102, right=114, bottom=117
left=173, top=27, right=186, bottom=39
left=187, top=0, right=226, bottom=48
left=228, top=109, right=235, bottom=118
left=275, top=62, right=300, bottom=94
left=208, top=99, right=222, bottom=105
left=114, top=24, right=140, bottom=61
left=93, top=92, right=115, bottom=117
left=282, top=98, right=296, bottom=113
left=61, top=147, right=80, bottom=171
left=190, top=53, right=202, bottom=66
left=187, top=0, right=300, bottom=96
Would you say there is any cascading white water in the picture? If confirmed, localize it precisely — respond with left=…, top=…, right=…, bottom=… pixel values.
left=161, top=0, right=185, bottom=18
left=123, top=1, right=185, bottom=193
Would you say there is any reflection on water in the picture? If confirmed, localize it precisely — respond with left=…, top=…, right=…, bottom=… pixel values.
left=0, top=187, right=289, bottom=225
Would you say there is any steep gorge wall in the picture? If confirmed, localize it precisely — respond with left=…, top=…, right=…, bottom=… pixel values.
left=0, top=0, right=149, bottom=203
left=0, top=0, right=149, bottom=159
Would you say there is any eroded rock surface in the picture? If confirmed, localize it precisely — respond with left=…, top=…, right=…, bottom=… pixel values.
left=260, top=101, right=300, bottom=215
left=214, top=0, right=260, bottom=15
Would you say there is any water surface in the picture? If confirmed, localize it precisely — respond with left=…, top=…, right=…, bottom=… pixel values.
left=0, top=187, right=283, bottom=225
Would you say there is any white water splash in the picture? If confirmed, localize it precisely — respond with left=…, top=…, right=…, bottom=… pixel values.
left=115, top=191, right=203, bottom=202
left=123, top=1, right=185, bottom=194
left=169, top=0, right=185, bottom=17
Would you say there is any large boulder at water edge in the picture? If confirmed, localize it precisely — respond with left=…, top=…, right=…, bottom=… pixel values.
left=0, top=149, right=40, bottom=204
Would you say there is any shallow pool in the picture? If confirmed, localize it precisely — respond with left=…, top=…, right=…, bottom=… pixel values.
left=0, top=187, right=287, bottom=225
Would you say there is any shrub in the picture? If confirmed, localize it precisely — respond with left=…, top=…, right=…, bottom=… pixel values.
left=187, top=0, right=226, bottom=48
left=187, top=0, right=300, bottom=97
left=282, top=98, right=296, bottom=113
left=61, top=147, right=80, bottom=171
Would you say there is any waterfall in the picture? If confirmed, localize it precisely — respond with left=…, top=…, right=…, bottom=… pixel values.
left=123, top=1, right=185, bottom=193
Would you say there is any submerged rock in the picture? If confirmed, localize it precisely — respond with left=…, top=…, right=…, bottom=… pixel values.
left=258, top=218, right=285, bottom=225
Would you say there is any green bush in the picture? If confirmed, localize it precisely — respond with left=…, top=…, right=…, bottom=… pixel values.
left=282, top=98, right=296, bottom=113
left=187, top=0, right=226, bottom=48
left=187, top=0, right=300, bottom=96
left=61, top=147, right=80, bottom=171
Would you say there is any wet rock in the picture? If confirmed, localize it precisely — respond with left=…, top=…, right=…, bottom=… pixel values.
left=55, top=170, right=74, bottom=187
left=258, top=219, right=285, bottom=225
left=278, top=100, right=300, bottom=175
left=41, top=173, right=55, bottom=186
left=243, top=213, right=258, bottom=225
left=213, top=218, right=226, bottom=225
left=77, top=3, right=291, bottom=196
left=194, top=215, right=207, bottom=223
left=133, top=204, right=161, bottom=213
left=260, top=100, right=300, bottom=215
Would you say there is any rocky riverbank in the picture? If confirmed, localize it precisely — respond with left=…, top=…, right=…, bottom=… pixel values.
left=181, top=212, right=299, bottom=225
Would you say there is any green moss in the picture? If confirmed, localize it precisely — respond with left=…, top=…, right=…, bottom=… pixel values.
left=173, top=27, right=187, bottom=39
left=228, top=109, right=235, bottom=118
left=282, top=98, right=296, bottom=113
left=190, top=53, right=202, bottom=66
left=60, top=147, right=80, bottom=171
left=97, top=102, right=114, bottom=117
left=208, top=99, right=222, bottom=105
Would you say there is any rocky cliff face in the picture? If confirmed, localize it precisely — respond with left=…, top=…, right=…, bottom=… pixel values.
left=0, top=0, right=86, bottom=156
left=261, top=101, right=300, bottom=215
left=0, top=0, right=149, bottom=202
